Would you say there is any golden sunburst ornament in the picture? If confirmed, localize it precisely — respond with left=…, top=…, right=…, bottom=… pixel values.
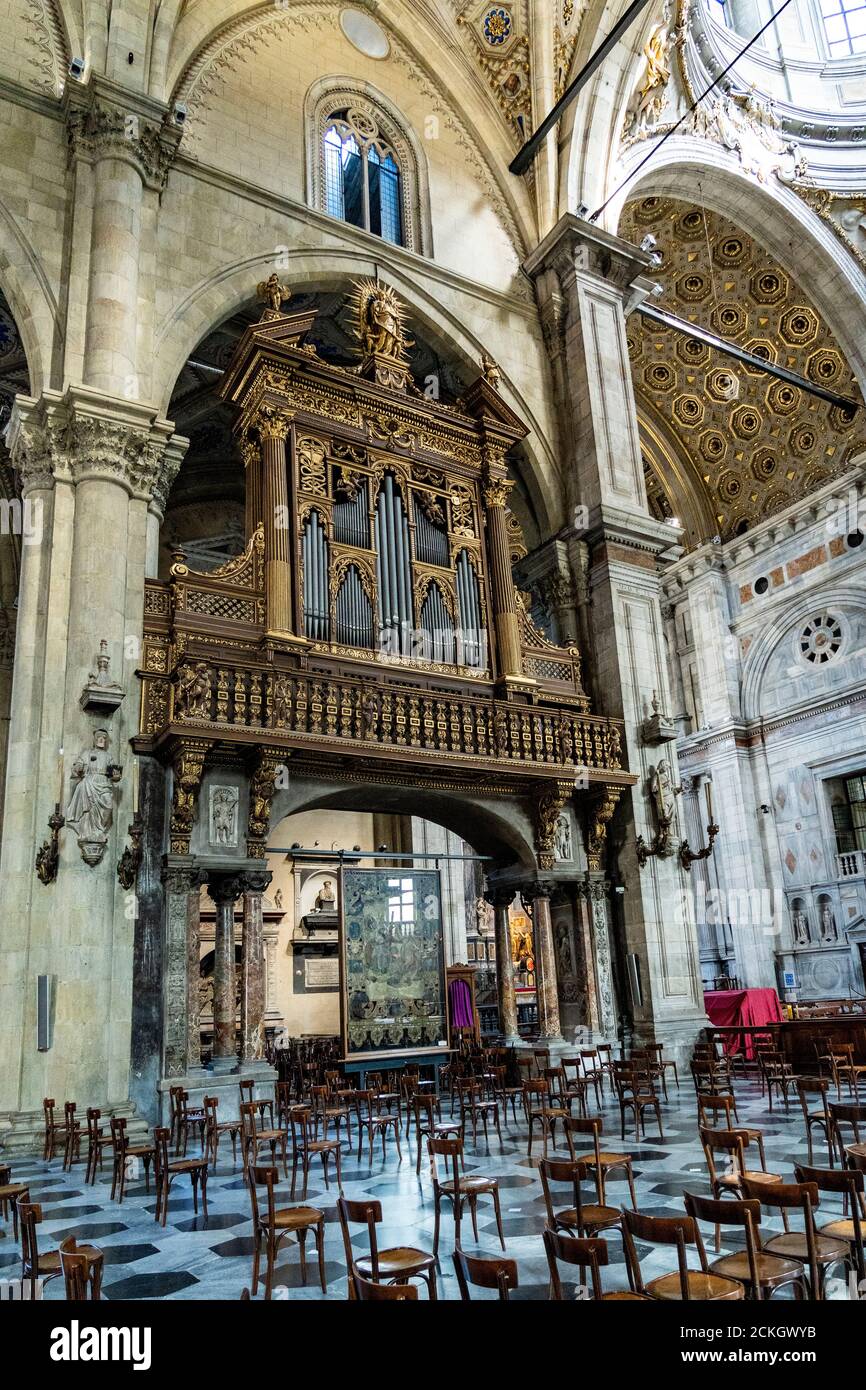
left=348, top=278, right=414, bottom=365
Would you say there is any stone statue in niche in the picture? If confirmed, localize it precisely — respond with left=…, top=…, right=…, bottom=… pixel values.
left=555, top=813, right=573, bottom=862
left=650, top=759, right=678, bottom=831
left=177, top=661, right=211, bottom=718
left=210, top=785, right=239, bottom=847
left=793, top=908, right=810, bottom=946
left=65, top=728, right=122, bottom=866
left=314, top=879, right=336, bottom=912
left=820, top=903, right=837, bottom=943
left=274, top=888, right=283, bottom=909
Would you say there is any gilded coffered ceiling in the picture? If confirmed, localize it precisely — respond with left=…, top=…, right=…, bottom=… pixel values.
left=621, top=196, right=866, bottom=548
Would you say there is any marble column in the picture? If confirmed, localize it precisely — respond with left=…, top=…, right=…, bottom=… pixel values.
left=257, top=409, right=294, bottom=637
left=528, top=886, right=563, bottom=1041
left=208, top=875, right=244, bottom=1072
left=482, top=474, right=524, bottom=681
left=579, top=875, right=618, bottom=1038
left=486, top=887, right=520, bottom=1042
left=240, top=870, right=272, bottom=1063
left=161, top=859, right=206, bottom=1078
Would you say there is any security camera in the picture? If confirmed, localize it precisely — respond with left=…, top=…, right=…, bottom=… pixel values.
left=651, top=282, right=664, bottom=298
left=640, top=234, right=657, bottom=252
left=69, top=56, right=85, bottom=80
left=575, top=202, right=589, bottom=220
left=173, top=103, right=187, bottom=125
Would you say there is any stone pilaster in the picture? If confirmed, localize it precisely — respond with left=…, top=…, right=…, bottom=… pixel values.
left=207, top=874, right=246, bottom=1072
left=161, top=859, right=206, bottom=1079
left=578, top=875, right=618, bottom=1038
left=240, top=870, right=272, bottom=1063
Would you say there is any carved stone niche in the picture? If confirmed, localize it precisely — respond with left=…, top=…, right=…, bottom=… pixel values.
left=80, top=640, right=125, bottom=715
left=641, top=689, right=677, bottom=745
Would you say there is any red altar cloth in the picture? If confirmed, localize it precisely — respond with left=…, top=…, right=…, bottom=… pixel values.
left=704, top=988, right=784, bottom=1057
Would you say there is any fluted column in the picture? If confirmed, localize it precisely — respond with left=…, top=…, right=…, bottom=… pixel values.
left=483, top=473, right=524, bottom=681
left=527, top=885, right=562, bottom=1041
left=208, top=875, right=244, bottom=1071
left=242, top=434, right=264, bottom=541
left=257, top=407, right=294, bottom=638
left=240, top=870, right=272, bottom=1063
left=486, top=887, right=519, bottom=1042
left=161, top=860, right=206, bottom=1077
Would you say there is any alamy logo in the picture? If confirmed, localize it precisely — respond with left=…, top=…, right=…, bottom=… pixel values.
left=0, top=1277, right=44, bottom=1299
left=49, top=1321, right=152, bottom=1371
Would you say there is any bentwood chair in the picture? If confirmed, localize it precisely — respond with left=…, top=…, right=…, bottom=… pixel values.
left=43, top=1098, right=74, bottom=1162
left=109, top=1116, right=154, bottom=1203
left=337, top=1195, right=437, bottom=1300
left=59, top=1236, right=104, bottom=1301
left=564, top=1116, right=638, bottom=1208
left=829, top=1101, right=866, bottom=1165
left=354, top=1089, right=402, bottom=1165
left=796, top=1078, right=835, bottom=1166
left=240, top=1101, right=289, bottom=1179
left=613, top=1066, right=663, bottom=1142
left=523, top=1079, right=568, bottom=1158
left=543, top=1228, right=651, bottom=1301
left=453, top=1247, right=518, bottom=1301
left=84, top=1108, right=113, bottom=1186
left=458, top=1079, right=503, bottom=1150
left=288, top=1108, right=343, bottom=1201
left=204, top=1094, right=242, bottom=1170
left=560, top=1058, right=590, bottom=1118
left=760, top=1051, right=797, bottom=1114
left=491, top=1065, right=523, bottom=1126
left=18, top=1200, right=63, bottom=1299
left=62, top=1102, right=82, bottom=1171
left=683, top=1193, right=805, bottom=1300
left=153, top=1126, right=209, bottom=1228
left=411, top=1094, right=461, bottom=1175
left=696, top=1092, right=742, bottom=1130
left=238, top=1077, right=275, bottom=1130
left=621, top=1208, right=745, bottom=1301
left=428, top=1136, right=505, bottom=1257
left=0, top=1168, right=29, bottom=1241
left=353, top=1272, right=418, bottom=1300
left=174, top=1090, right=207, bottom=1156
left=248, top=1165, right=326, bottom=1299
left=741, top=1177, right=848, bottom=1299
left=794, top=1162, right=866, bottom=1285
left=537, top=1157, right=622, bottom=1241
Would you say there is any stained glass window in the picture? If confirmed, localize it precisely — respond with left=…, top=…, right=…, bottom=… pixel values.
left=323, top=110, right=405, bottom=246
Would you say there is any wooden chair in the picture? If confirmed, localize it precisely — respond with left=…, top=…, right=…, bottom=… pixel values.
left=543, top=1227, right=650, bottom=1301
left=42, top=1098, right=74, bottom=1162
left=740, top=1177, right=847, bottom=1299
left=354, top=1089, right=402, bottom=1165
left=491, top=1065, right=523, bottom=1125
left=337, top=1195, right=436, bottom=1300
left=457, top=1078, right=503, bottom=1149
left=580, top=1051, right=604, bottom=1108
left=596, top=1044, right=619, bottom=1094
left=428, top=1136, right=505, bottom=1257
left=288, top=1108, right=342, bottom=1200
left=203, top=1095, right=242, bottom=1169
left=453, top=1247, right=518, bottom=1301
left=699, top=1126, right=785, bottom=1249
left=759, top=1050, right=797, bottom=1113
left=153, top=1125, right=209, bottom=1228
left=174, top=1090, right=207, bottom=1156
left=613, top=1066, right=663, bottom=1142
left=62, top=1102, right=82, bottom=1171
left=59, top=1236, right=104, bottom=1300
left=240, top=1100, right=288, bottom=1179
left=794, top=1162, right=866, bottom=1286
left=829, top=1101, right=866, bottom=1165
left=248, top=1164, right=326, bottom=1298
left=310, top=1083, right=351, bottom=1149
left=559, top=1058, right=589, bottom=1118
left=696, top=1092, right=741, bottom=1129
left=523, top=1078, right=568, bottom=1157
left=538, top=1156, right=622, bottom=1243
left=109, top=1116, right=154, bottom=1202
left=18, top=1200, right=62, bottom=1298
left=411, top=1093, right=461, bottom=1175
left=683, top=1192, right=805, bottom=1300
left=796, top=1078, right=834, bottom=1166
left=84, top=1108, right=112, bottom=1186
left=564, top=1115, right=637, bottom=1207
left=238, top=1077, right=275, bottom=1130
left=0, top=1169, right=29, bottom=1241
left=621, top=1208, right=744, bottom=1301
left=644, top=1041, right=680, bottom=1092
left=353, top=1272, right=418, bottom=1300
left=631, top=1048, right=669, bottom=1102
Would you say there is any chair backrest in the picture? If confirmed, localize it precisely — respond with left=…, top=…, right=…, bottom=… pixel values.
left=337, top=1195, right=383, bottom=1277
left=741, top=1177, right=822, bottom=1291
left=43, top=1098, right=56, bottom=1130
left=794, top=1162, right=864, bottom=1278
left=239, top=1100, right=259, bottom=1141
left=248, top=1164, right=281, bottom=1228
left=353, top=1272, right=418, bottom=1300
left=621, top=1208, right=705, bottom=1297
left=59, top=1236, right=100, bottom=1301
left=684, top=1192, right=763, bottom=1291
left=543, top=1227, right=609, bottom=1300
left=427, top=1135, right=462, bottom=1190
left=696, top=1093, right=735, bottom=1126
left=109, top=1115, right=128, bottom=1154
left=85, top=1107, right=102, bottom=1140
left=17, top=1199, right=43, bottom=1270
left=538, top=1157, right=585, bottom=1227
left=563, top=1115, right=603, bottom=1165
left=699, top=1124, right=750, bottom=1182
left=453, top=1247, right=518, bottom=1301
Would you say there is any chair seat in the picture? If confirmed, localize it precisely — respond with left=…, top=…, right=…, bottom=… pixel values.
left=555, top=1203, right=621, bottom=1231
left=846, top=1143, right=866, bottom=1161
left=718, top=1169, right=781, bottom=1188
left=572, top=1150, right=631, bottom=1169
left=646, top=1271, right=744, bottom=1301
left=356, top=1247, right=435, bottom=1277
left=37, top=1251, right=63, bottom=1276
left=711, top=1251, right=802, bottom=1287
left=252, top=1129, right=285, bottom=1144
left=440, top=1175, right=497, bottom=1195
left=529, top=1107, right=568, bottom=1120
left=0, top=1183, right=29, bottom=1201
left=271, top=1205, right=324, bottom=1230
left=763, top=1232, right=848, bottom=1265
left=302, top=1139, right=340, bottom=1154
left=168, top=1156, right=207, bottom=1173
left=126, top=1143, right=155, bottom=1157
left=819, top=1219, right=859, bottom=1244
left=602, top=1291, right=653, bottom=1300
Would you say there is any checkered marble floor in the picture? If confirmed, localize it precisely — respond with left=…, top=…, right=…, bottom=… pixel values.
left=0, top=1076, right=850, bottom=1301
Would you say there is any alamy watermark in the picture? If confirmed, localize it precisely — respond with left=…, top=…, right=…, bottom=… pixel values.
left=0, top=497, right=42, bottom=545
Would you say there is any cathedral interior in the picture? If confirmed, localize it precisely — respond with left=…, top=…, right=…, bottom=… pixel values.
left=0, top=0, right=865, bottom=1324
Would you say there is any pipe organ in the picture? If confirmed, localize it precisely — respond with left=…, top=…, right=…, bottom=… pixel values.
left=137, top=279, right=632, bottom=865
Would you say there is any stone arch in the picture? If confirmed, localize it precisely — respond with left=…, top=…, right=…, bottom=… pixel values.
left=612, top=143, right=866, bottom=396
left=741, top=582, right=866, bottom=722
left=154, top=250, right=562, bottom=535
left=0, top=199, right=60, bottom=400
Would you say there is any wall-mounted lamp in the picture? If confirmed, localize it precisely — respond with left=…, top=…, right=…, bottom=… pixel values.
left=680, top=781, right=720, bottom=871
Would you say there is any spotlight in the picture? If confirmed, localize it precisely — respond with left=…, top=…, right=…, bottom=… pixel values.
left=173, top=103, right=187, bottom=125
left=376, top=844, right=388, bottom=852
left=69, top=56, right=85, bottom=80
left=575, top=202, right=589, bottom=220
left=640, top=234, right=658, bottom=253
left=290, top=842, right=302, bottom=850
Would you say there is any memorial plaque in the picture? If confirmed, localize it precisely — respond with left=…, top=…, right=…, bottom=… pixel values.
left=305, top=956, right=340, bottom=990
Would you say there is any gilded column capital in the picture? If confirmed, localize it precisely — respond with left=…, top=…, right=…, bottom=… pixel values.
left=482, top=475, right=514, bottom=509
left=254, top=405, right=293, bottom=441
left=64, top=80, right=182, bottom=193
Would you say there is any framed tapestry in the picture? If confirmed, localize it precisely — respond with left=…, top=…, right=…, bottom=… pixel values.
left=340, top=868, right=449, bottom=1061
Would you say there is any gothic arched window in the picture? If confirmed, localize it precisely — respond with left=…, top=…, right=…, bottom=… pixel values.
left=323, top=109, right=404, bottom=246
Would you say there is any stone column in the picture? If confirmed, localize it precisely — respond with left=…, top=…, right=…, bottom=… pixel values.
left=486, top=887, right=520, bottom=1042
left=256, top=408, right=294, bottom=638
left=527, top=885, right=563, bottom=1042
left=240, top=870, right=272, bottom=1063
left=578, top=875, right=618, bottom=1038
left=482, top=473, right=524, bottom=682
left=161, top=859, right=206, bottom=1078
left=208, top=875, right=244, bottom=1072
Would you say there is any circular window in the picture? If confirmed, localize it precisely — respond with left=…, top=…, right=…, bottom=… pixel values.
left=754, top=576, right=769, bottom=596
left=846, top=531, right=864, bottom=550
left=339, top=8, right=390, bottom=58
left=798, top=613, right=844, bottom=666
